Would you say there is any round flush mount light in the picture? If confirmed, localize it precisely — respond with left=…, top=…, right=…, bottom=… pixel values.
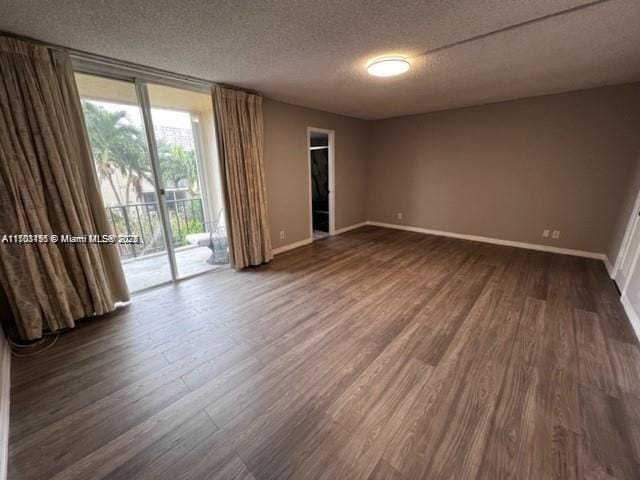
left=367, top=57, right=411, bottom=77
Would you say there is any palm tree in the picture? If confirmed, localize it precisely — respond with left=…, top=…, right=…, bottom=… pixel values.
left=157, top=140, right=199, bottom=194
left=81, top=101, right=152, bottom=205
left=109, top=132, right=151, bottom=205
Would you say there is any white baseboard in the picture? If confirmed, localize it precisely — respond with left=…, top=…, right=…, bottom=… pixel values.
left=0, top=327, right=10, bottom=480
left=621, top=294, right=640, bottom=343
left=273, top=238, right=313, bottom=255
left=274, top=221, right=610, bottom=271
left=603, top=256, right=614, bottom=278
left=273, top=222, right=368, bottom=256
left=333, top=222, right=367, bottom=235
left=366, top=221, right=607, bottom=262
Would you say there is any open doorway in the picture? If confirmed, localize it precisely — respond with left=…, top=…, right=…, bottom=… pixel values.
left=308, top=127, right=335, bottom=241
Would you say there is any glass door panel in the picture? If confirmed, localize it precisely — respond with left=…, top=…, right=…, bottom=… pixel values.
left=146, top=83, right=228, bottom=278
left=75, top=73, right=173, bottom=292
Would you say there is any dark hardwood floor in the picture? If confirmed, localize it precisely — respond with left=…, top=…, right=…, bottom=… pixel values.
left=8, top=226, right=640, bottom=479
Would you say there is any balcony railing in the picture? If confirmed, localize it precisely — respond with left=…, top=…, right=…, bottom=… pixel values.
left=105, top=198, right=205, bottom=259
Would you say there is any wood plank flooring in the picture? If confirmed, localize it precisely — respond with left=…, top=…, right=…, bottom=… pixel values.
left=8, top=226, right=640, bottom=479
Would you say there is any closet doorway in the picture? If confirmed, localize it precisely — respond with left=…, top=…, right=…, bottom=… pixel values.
left=308, top=128, right=335, bottom=240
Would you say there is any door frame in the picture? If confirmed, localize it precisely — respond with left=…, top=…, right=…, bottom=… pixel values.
left=614, top=186, right=640, bottom=293
left=613, top=185, right=640, bottom=342
left=307, top=127, right=335, bottom=240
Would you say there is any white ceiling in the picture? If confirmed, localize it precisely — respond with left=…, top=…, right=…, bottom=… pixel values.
left=1, top=0, right=639, bottom=119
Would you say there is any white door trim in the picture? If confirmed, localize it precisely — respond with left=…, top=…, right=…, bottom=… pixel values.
left=614, top=186, right=640, bottom=283
left=622, top=241, right=640, bottom=297
left=621, top=293, right=640, bottom=342
left=307, top=127, right=335, bottom=239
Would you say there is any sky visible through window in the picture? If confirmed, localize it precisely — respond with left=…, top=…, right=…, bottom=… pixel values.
left=89, top=100, right=192, bottom=131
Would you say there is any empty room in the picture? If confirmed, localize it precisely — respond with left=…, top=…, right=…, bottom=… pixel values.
left=1, top=1, right=640, bottom=479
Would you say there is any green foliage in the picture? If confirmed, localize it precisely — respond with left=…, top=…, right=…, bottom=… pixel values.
left=82, top=101, right=151, bottom=205
left=107, top=201, right=205, bottom=258
left=83, top=100, right=206, bottom=258
left=82, top=100, right=200, bottom=204
left=169, top=215, right=204, bottom=244
left=166, top=198, right=203, bottom=244
left=157, top=139, right=199, bottom=193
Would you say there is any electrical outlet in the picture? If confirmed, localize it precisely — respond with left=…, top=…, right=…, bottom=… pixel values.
left=542, top=229, right=550, bottom=238
left=279, top=230, right=285, bottom=240
left=552, top=230, right=560, bottom=239
left=396, top=212, right=403, bottom=221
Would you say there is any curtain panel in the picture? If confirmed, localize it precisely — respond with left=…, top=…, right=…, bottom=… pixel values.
left=213, top=86, right=273, bottom=269
left=0, top=36, right=129, bottom=340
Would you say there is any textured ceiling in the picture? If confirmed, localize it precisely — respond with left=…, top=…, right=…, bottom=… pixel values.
left=1, top=0, right=639, bottom=119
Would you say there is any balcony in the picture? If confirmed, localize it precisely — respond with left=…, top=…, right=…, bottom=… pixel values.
left=106, top=197, right=227, bottom=292
left=105, top=197, right=206, bottom=258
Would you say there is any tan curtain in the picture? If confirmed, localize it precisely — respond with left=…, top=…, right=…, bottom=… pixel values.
left=0, top=36, right=129, bottom=340
left=213, top=86, right=273, bottom=269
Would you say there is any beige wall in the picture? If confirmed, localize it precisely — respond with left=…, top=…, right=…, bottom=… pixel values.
left=263, top=98, right=370, bottom=249
left=366, top=83, right=640, bottom=256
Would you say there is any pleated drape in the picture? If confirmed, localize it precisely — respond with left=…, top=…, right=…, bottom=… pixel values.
left=213, top=86, right=273, bottom=269
left=0, top=36, right=129, bottom=340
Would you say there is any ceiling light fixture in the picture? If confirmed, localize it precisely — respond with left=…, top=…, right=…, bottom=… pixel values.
left=367, top=57, right=411, bottom=77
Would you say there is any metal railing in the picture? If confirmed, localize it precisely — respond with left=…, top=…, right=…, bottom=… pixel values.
left=105, top=198, right=205, bottom=259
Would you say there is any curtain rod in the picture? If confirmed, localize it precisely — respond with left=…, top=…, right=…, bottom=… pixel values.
left=0, top=30, right=261, bottom=96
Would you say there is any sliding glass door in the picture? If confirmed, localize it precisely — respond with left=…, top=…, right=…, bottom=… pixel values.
left=75, top=72, right=227, bottom=293
left=75, top=73, right=173, bottom=292
left=146, top=83, right=227, bottom=279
